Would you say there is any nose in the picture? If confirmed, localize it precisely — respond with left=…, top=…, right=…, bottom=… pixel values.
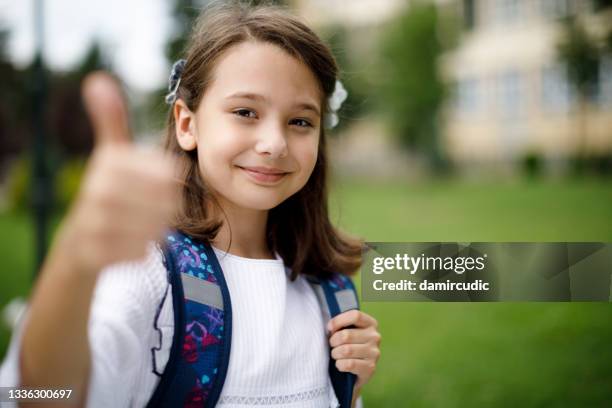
left=254, top=121, right=288, bottom=159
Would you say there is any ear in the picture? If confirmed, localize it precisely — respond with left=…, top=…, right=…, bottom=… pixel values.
left=174, top=99, right=198, bottom=151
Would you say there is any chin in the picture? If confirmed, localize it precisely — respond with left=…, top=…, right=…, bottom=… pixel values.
left=229, top=189, right=289, bottom=211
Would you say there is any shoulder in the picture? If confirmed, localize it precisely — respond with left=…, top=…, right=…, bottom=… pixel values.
left=93, top=241, right=168, bottom=317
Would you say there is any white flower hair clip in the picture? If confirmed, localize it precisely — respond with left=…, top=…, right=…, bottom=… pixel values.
left=325, top=80, right=348, bottom=129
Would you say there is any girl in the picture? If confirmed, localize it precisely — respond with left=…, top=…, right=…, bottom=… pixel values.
left=0, top=2, right=381, bottom=407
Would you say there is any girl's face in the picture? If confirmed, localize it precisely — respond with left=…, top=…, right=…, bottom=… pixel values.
left=175, top=41, right=322, bottom=211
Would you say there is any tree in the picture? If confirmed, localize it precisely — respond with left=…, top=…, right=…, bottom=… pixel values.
left=378, top=2, right=449, bottom=171
left=0, top=28, right=30, bottom=162
left=148, top=0, right=288, bottom=127
left=48, top=41, right=107, bottom=157
left=320, top=24, right=371, bottom=134
left=557, top=17, right=603, bottom=172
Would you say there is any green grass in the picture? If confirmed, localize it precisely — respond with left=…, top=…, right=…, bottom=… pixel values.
left=2, top=179, right=611, bottom=406
left=328, top=178, right=612, bottom=407
left=0, top=213, right=36, bottom=358
left=329, top=178, right=612, bottom=241
left=0, top=213, right=63, bottom=358
left=353, top=302, right=612, bottom=407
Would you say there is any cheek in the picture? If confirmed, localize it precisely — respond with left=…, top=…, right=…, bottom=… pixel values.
left=294, top=137, right=319, bottom=179
left=196, top=122, right=248, bottom=176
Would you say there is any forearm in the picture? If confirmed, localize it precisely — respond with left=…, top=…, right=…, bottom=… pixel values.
left=19, top=223, right=99, bottom=406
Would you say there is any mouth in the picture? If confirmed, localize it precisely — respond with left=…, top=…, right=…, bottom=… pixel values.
left=236, top=165, right=290, bottom=184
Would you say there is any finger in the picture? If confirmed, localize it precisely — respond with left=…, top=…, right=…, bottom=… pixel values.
left=327, top=310, right=377, bottom=333
left=335, top=358, right=375, bottom=378
left=329, top=327, right=380, bottom=348
left=331, top=343, right=380, bottom=361
left=82, top=71, right=131, bottom=146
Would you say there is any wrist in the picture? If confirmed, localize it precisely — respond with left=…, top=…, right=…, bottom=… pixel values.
left=47, top=217, right=100, bottom=281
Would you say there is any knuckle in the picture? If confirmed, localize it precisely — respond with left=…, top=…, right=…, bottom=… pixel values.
left=343, top=360, right=354, bottom=371
left=329, top=334, right=338, bottom=347
left=335, top=359, right=344, bottom=371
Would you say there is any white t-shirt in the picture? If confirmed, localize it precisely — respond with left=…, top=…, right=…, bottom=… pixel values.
left=0, top=243, right=362, bottom=407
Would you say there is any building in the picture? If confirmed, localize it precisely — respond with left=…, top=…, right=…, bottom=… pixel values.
left=443, top=0, right=612, bottom=165
left=294, top=0, right=612, bottom=175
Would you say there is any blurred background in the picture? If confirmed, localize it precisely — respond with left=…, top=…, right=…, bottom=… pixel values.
left=0, top=0, right=611, bottom=406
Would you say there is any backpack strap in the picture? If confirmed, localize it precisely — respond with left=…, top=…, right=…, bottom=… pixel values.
left=148, top=230, right=359, bottom=407
left=307, top=273, right=360, bottom=408
left=147, top=230, right=232, bottom=408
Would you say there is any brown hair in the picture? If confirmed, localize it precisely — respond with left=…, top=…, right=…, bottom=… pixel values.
left=164, top=0, right=363, bottom=280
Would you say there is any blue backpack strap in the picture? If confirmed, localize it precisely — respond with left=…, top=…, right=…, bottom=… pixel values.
left=147, top=230, right=232, bottom=408
left=308, top=273, right=360, bottom=408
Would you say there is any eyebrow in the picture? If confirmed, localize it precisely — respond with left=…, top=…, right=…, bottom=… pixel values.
left=225, top=92, right=321, bottom=116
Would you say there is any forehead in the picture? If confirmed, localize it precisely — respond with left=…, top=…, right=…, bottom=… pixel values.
left=204, top=41, right=323, bottom=107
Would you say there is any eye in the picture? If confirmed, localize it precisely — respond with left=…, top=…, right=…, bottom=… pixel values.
left=233, top=109, right=257, bottom=119
left=290, top=118, right=313, bottom=128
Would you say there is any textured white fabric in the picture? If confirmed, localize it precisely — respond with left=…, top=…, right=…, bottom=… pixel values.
left=211, top=246, right=337, bottom=407
left=0, top=242, right=360, bottom=408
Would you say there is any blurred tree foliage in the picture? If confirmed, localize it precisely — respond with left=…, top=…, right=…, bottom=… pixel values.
left=1, top=29, right=106, bottom=212
left=557, top=15, right=611, bottom=174
left=320, top=24, right=371, bottom=134
left=557, top=18, right=600, bottom=103
left=148, top=0, right=288, bottom=127
left=0, top=28, right=30, bottom=165
left=48, top=42, right=107, bottom=157
left=377, top=2, right=450, bottom=171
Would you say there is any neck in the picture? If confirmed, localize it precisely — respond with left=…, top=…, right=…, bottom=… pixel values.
left=209, top=196, right=274, bottom=260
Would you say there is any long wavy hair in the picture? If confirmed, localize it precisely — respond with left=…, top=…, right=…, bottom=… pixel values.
left=164, top=1, right=363, bottom=280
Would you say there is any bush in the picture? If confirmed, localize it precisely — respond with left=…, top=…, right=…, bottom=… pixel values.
left=5, top=155, right=86, bottom=214
left=55, top=158, right=86, bottom=210
left=5, top=155, right=32, bottom=213
left=570, top=153, right=612, bottom=177
left=521, top=151, right=543, bottom=179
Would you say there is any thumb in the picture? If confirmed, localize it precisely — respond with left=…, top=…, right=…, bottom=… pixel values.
left=81, top=71, right=132, bottom=146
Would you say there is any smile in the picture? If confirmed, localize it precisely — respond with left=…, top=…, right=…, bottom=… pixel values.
left=237, top=166, right=290, bottom=184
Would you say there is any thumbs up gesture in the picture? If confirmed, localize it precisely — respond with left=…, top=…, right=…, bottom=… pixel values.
left=58, top=72, right=180, bottom=276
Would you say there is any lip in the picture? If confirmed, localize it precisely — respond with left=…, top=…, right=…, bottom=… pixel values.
left=237, top=165, right=290, bottom=184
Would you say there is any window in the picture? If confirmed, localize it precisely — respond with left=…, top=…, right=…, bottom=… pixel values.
left=540, top=0, right=570, bottom=19
left=541, top=64, right=571, bottom=113
left=463, top=0, right=476, bottom=29
left=497, top=70, right=523, bottom=119
left=598, top=57, right=612, bottom=107
left=494, top=0, right=521, bottom=24
left=456, top=77, right=481, bottom=116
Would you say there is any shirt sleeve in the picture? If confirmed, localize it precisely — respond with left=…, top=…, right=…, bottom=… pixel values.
left=0, top=242, right=169, bottom=408
left=0, top=308, right=30, bottom=408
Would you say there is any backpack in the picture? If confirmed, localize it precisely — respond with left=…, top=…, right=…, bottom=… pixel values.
left=146, top=230, right=360, bottom=407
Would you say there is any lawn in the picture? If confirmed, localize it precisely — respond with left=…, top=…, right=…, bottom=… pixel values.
left=1, top=178, right=611, bottom=407
left=330, top=178, right=612, bottom=407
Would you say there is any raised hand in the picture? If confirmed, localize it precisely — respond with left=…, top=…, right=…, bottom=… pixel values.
left=60, top=71, right=180, bottom=275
